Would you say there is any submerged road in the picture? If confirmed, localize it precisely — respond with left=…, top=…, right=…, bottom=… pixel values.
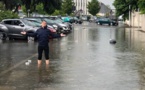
left=0, top=22, right=145, bottom=90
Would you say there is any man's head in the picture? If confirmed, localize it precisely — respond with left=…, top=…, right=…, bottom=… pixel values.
left=41, top=21, right=47, bottom=28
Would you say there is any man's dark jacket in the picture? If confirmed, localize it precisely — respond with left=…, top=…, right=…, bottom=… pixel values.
left=27, top=26, right=60, bottom=46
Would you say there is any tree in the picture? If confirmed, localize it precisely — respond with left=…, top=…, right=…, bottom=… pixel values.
left=21, top=0, right=39, bottom=12
left=42, top=0, right=62, bottom=14
left=113, top=0, right=138, bottom=20
left=0, top=0, right=63, bottom=15
left=52, top=10, right=61, bottom=15
left=87, top=0, right=100, bottom=16
left=61, top=0, right=74, bottom=15
left=36, top=3, right=47, bottom=14
left=0, top=10, right=18, bottom=21
left=0, top=2, right=5, bottom=10
left=0, top=0, right=21, bottom=10
left=138, top=0, right=145, bottom=14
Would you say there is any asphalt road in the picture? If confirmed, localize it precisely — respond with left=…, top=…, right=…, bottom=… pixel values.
left=0, top=22, right=145, bottom=90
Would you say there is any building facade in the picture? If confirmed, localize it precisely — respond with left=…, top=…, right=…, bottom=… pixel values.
left=73, top=0, right=113, bottom=16
left=73, top=0, right=91, bottom=15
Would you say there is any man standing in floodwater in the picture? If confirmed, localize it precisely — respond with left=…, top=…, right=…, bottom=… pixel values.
left=21, top=21, right=65, bottom=67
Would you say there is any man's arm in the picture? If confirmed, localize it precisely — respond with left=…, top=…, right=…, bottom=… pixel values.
left=49, top=30, right=65, bottom=38
left=21, top=30, right=38, bottom=37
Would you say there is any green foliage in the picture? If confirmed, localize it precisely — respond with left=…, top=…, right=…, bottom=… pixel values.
left=0, top=0, right=63, bottom=15
left=61, top=0, right=74, bottom=15
left=0, top=10, right=19, bottom=21
left=0, top=2, right=5, bottom=10
left=0, top=2, right=18, bottom=21
left=41, top=0, right=62, bottom=14
left=36, top=3, right=47, bottom=14
left=44, top=2, right=55, bottom=14
left=52, top=10, right=61, bottom=15
left=113, top=0, right=138, bottom=20
left=87, top=0, right=100, bottom=16
left=21, top=5, right=26, bottom=13
left=138, top=0, right=145, bottom=14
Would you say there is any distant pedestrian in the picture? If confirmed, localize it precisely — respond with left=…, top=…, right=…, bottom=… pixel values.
left=21, top=21, right=65, bottom=67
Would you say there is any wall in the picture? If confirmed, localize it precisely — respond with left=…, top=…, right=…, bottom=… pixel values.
left=126, top=12, right=145, bottom=31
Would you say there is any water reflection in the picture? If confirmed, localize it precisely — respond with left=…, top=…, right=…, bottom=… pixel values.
left=115, top=27, right=145, bottom=90
left=1, top=25, right=145, bottom=90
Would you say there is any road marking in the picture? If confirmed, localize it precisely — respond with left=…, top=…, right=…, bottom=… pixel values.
left=0, top=53, right=37, bottom=77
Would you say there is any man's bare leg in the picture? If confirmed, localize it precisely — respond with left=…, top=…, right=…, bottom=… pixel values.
left=45, top=60, right=49, bottom=71
left=45, top=60, right=49, bottom=65
left=38, top=60, right=42, bottom=68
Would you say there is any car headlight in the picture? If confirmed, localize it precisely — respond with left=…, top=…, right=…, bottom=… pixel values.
left=63, top=27, right=68, bottom=30
left=53, top=25, right=58, bottom=30
left=53, top=25, right=57, bottom=28
left=1, top=26, right=7, bottom=30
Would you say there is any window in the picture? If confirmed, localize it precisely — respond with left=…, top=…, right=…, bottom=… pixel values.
left=3, top=20, right=13, bottom=25
left=13, top=20, right=22, bottom=25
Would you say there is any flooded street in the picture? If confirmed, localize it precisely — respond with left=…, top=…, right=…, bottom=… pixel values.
left=0, top=22, right=145, bottom=90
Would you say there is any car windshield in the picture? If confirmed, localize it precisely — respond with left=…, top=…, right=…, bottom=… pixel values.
left=25, top=19, right=42, bottom=27
left=54, top=19, right=63, bottom=23
left=29, top=20, right=41, bottom=27
left=22, top=19, right=38, bottom=27
left=74, top=17, right=78, bottom=20
left=43, top=18, right=55, bottom=23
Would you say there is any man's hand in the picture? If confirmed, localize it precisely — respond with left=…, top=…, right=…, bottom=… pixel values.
left=60, top=33, right=66, bottom=37
left=21, top=31, right=27, bottom=35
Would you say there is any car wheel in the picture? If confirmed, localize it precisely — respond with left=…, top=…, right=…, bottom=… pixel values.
left=27, top=36, right=34, bottom=41
left=79, top=22, right=82, bottom=24
left=0, top=32, right=3, bottom=40
left=8, top=37, right=13, bottom=40
left=0, top=32, right=7, bottom=40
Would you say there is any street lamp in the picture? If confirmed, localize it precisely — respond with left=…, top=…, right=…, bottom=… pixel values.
left=129, top=5, right=131, bottom=27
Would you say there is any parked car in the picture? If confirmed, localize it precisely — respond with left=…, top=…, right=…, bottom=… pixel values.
left=97, top=18, right=118, bottom=26
left=61, top=16, right=75, bottom=24
left=73, top=17, right=83, bottom=24
left=53, top=19, right=72, bottom=33
left=24, top=17, right=71, bottom=34
left=111, top=19, right=119, bottom=26
left=47, top=16, right=61, bottom=20
left=42, top=18, right=70, bottom=34
left=0, top=24, right=8, bottom=40
left=89, top=16, right=97, bottom=22
left=23, top=18, right=55, bottom=30
left=0, top=19, right=39, bottom=40
left=95, top=17, right=101, bottom=23
left=81, top=16, right=88, bottom=21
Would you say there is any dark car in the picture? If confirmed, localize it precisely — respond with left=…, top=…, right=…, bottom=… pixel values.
left=97, top=18, right=118, bottom=26
left=23, top=18, right=56, bottom=30
left=42, top=18, right=71, bottom=34
left=0, top=19, right=38, bottom=40
left=61, top=16, right=75, bottom=24
left=24, top=17, right=70, bottom=34
left=73, top=17, right=83, bottom=24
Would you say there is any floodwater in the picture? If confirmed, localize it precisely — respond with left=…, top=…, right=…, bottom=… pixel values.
left=0, top=22, right=145, bottom=90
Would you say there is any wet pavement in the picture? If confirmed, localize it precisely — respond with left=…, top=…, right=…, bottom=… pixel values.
left=0, top=22, right=145, bottom=90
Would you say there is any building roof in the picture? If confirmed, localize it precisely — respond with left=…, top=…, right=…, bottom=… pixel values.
left=99, top=2, right=112, bottom=14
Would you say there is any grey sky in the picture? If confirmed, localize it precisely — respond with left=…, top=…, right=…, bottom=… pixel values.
left=98, top=0, right=115, bottom=9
